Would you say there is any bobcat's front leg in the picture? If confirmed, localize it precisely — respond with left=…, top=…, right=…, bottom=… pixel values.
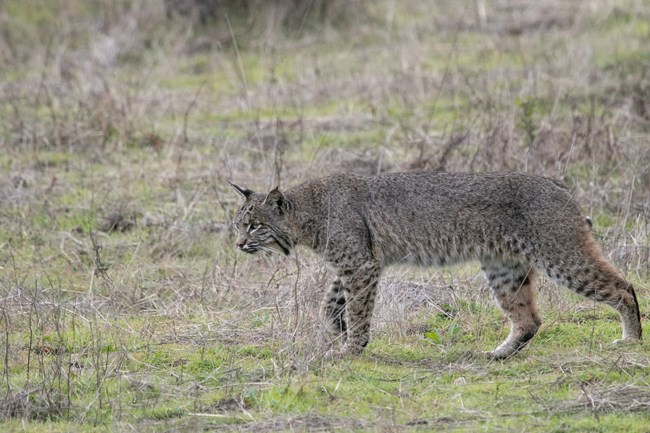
left=320, top=278, right=347, bottom=345
left=338, top=260, right=382, bottom=356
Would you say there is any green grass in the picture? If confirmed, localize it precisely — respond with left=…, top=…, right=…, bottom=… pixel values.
left=4, top=302, right=650, bottom=431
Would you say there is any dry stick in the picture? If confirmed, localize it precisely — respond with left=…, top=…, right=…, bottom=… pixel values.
left=603, top=354, right=624, bottom=384
left=435, top=132, right=468, bottom=172
left=620, top=174, right=637, bottom=270
left=423, top=18, right=459, bottom=134
left=296, top=0, right=317, bottom=36
left=49, top=272, right=68, bottom=414
left=2, top=297, right=10, bottom=394
left=180, top=177, right=207, bottom=223
left=475, top=0, right=487, bottom=28
left=273, top=118, right=286, bottom=189
left=182, top=80, right=206, bottom=146
left=2, top=256, right=24, bottom=394
left=588, top=299, right=597, bottom=356
left=292, top=250, right=302, bottom=344
left=585, top=94, right=595, bottom=157
left=27, top=279, right=37, bottom=385
left=32, top=38, right=55, bottom=148
left=225, top=11, right=268, bottom=177
left=90, top=232, right=110, bottom=283
left=225, top=13, right=249, bottom=102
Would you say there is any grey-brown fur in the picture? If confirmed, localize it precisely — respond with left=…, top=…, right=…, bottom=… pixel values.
left=230, top=172, right=642, bottom=359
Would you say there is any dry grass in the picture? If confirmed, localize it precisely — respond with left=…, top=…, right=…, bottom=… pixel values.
left=1, top=0, right=650, bottom=431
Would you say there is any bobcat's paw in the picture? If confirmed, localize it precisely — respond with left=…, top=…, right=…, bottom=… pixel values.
left=321, top=347, right=344, bottom=362
left=484, top=343, right=520, bottom=360
left=340, top=342, right=366, bottom=357
left=483, top=350, right=514, bottom=360
left=612, top=338, right=641, bottom=347
left=322, top=344, right=363, bottom=360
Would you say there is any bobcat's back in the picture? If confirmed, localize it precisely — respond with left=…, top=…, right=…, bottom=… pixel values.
left=296, top=172, right=585, bottom=267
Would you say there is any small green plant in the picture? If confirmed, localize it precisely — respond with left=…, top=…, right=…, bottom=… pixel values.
left=423, top=330, right=440, bottom=343
left=516, top=96, right=538, bottom=146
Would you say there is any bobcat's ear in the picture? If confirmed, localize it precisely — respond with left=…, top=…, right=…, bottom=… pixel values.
left=228, top=181, right=253, bottom=200
left=263, top=186, right=286, bottom=212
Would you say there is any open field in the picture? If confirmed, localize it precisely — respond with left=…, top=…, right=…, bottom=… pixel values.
left=1, top=0, right=650, bottom=431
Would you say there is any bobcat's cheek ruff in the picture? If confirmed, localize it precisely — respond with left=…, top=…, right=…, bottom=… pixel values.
left=237, top=240, right=260, bottom=254
left=261, top=229, right=292, bottom=256
left=237, top=227, right=292, bottom=256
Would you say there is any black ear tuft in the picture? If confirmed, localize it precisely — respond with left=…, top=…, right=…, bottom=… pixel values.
left=263, top=186, right=286, bottom=212
left=228, top=181, right=253, bottom=199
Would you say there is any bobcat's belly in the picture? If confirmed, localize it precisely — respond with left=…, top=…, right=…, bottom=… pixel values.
left=379, top=242, right=476, bottom=268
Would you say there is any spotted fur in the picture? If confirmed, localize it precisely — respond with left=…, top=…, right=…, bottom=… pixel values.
left=230, top=172, right=642, bottom=358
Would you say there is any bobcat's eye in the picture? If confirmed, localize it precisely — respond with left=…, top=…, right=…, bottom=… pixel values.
left=248, top=223, right=261, bottom=233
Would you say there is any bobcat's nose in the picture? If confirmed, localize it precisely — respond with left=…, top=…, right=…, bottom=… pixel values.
left=236, top=239, right=246, bottom=249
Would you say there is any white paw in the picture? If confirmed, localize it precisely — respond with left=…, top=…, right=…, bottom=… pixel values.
left=485, top=342, right=518, bottom=360
left=612, top=338, right=641, bottom=347
left=484, top=350, right=509, bottom=360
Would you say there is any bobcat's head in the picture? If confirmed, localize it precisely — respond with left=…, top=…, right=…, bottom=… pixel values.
left=229, top=182, right=294, bottom=256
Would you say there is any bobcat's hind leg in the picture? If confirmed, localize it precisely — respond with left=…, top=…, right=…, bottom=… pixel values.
left=544, top=236, right=642, bottom=344
left=482, top=261, right=541, bottom=359
left=320, top=278, right=347, bottom=345
left=612, top=281, right=642, bottom=346
left=572, top=275, right=642, bottom=344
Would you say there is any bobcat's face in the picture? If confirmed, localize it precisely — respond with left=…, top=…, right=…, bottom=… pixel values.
left=230, top=183, right=293, bottom=256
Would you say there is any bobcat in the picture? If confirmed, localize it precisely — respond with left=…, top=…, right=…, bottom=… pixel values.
left=230, top=172, right=642, bottom=359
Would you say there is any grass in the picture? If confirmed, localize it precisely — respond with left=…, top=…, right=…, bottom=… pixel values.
left=1, top=0, right=650, bottom=431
